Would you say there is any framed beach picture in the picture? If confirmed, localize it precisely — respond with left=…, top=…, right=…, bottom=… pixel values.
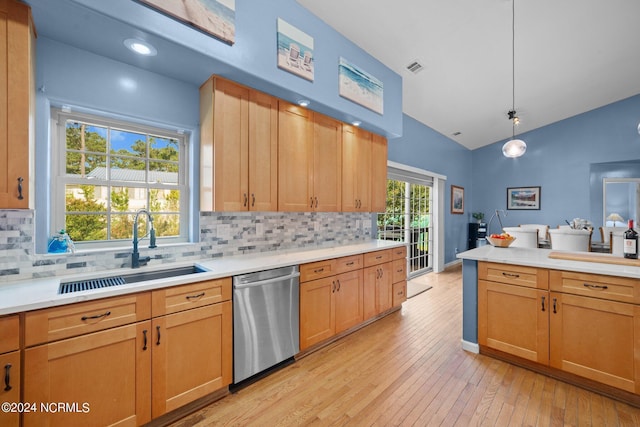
left=138, top=0, right=235, bottom=45
left=451, top=185, right=464, bottom=214
left=339, top=57, right=384, bottom=114
left=277, top=18, right=314, bottom=81
left=507, top=186, right=541, bottom=210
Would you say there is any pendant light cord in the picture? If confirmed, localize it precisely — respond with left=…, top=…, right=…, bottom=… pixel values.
left=511, top=0, right=516, bottom=139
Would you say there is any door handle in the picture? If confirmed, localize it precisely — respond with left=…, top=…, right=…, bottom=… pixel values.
left=156, top=325, right=161, bottom=346
left=541, top=296, right=546, bottom=312
left=553, top=298, right=557, bottom=314
left=142, top=329, right=148, bottom=351
left=4, top=363, right=12, bottom=391
left=17, top=177, right=24, bottom=200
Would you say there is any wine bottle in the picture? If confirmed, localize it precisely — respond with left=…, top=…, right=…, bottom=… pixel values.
left=623, top=219, right=638, bottom=259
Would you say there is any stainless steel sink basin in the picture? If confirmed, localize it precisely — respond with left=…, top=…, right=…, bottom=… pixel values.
left=59, top=265, right=206, bottom=294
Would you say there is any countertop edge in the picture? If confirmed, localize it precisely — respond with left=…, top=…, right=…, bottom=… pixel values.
left=0, top=240, right=406, bottom=315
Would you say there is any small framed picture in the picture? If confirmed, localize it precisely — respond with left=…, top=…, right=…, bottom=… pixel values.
left=451, top=185, right=464, bottom=214
left=507, top=186, right=541, bottom=210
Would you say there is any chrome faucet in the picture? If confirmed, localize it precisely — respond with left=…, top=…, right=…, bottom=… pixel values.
left=132, top=209, right=157, bottom=268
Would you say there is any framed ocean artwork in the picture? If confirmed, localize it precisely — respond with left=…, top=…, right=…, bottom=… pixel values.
left=277, top=18, right=314, bottom=81
left=338, top=57, right=383, bottom=114
left=138, top=0, right=235, bottom=45
left=506, top=186, right=541, bottom=210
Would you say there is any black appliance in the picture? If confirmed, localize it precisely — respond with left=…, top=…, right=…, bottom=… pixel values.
left=468, top=222, right=487, bottom=249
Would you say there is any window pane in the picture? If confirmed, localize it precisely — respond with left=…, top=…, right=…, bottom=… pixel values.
left=150, top=136, right=179, bottom=161
left=111, top=213, right=135, bottom=240
left=66, top=154, right=107, bottom=178
left=153, top=214, right=180, bottom=237
left=66, top=122, right=107, bottom=152
left=110, top=186, right=148, bottom=212
left=65, top=185, right=108, bottom=212
left=149, top=161, right=179, bottom=184
left=150, top=189, right=180, bottom=212
left=111, top=130, right=147, bottom=157
left=109, top=157, right=147, bottom=182
left=65, top=214, right=107, bottom=242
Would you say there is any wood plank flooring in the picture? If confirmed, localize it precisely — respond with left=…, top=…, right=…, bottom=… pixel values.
left=170, top=264, right=640, bottom=426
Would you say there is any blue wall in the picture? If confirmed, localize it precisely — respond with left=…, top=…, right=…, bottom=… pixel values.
left=471, top=95, right=640, bottom=236
left=388, top=115, right=473, bottom=264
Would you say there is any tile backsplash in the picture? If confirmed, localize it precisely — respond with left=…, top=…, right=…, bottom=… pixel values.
left=0, top=210, right=373, bottom=283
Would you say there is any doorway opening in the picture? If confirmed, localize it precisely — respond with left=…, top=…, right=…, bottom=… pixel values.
left=377, top=179, right=432, bottom=278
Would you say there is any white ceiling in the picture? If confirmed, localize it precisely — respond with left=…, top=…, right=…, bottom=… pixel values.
left=297, top=0, right=640, bottom=150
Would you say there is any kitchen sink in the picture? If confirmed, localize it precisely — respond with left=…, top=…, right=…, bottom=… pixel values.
left=58, top=265, right=206, bottom=294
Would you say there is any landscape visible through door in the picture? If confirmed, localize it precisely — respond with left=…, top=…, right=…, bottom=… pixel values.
left=377, top=179, right=432, bottom=278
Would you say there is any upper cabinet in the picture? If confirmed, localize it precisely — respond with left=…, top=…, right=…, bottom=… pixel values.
left=200, top=77, right=278, bottom=212
left=200, top=76, right=387, bottom=213
left=0, top=0, right=35, bottom=209
left=278, top=102, right=342, bottom=212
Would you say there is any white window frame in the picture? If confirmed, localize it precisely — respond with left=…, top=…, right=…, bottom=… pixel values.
left=51, top=108, right=190, bottom=250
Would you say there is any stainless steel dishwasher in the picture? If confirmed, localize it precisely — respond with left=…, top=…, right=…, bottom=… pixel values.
left=233, top=265, right=300, bottom=384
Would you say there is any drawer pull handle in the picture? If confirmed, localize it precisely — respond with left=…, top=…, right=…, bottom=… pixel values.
left=81, top=310, right=111, bottom=321
left=376, top=255, right=383, bottom=259
left=583, top=283, right=608, bottom=290
left=346, top=262, right=355, bottom=266
left=541, top=296, right=546, bottom=312
left=156, top=326, right=161, bottom=346
left=397, top=269, right=403, bottom=273
left=143, top=330, right=148, bottom=350
left=4, top=363, right=12, bottom=391
left=336, top=279, right=341, bottom=292
left=186, top=292, right=205, bottom=300
left=501, top=272, right=520, bottom=278
left=17, top=177, right=24, bottom=200
left=314, top=268, right=324, bottom=273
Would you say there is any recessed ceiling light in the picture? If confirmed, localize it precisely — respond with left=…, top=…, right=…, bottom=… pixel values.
left=298, top=99, right=310, bottom=107
left=352, top=121, right=362, bottom=127
left=124, top=38, right=157, bottom=56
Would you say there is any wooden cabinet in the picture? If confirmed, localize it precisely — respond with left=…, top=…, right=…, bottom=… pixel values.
left=548, top=270, right=640, bottom=393
left=391, top=246, right=407, bottom=307
left=342, top=125, right=372, bottom=211
left=0, top=315, right=20, bottom=427
left=0, top=0, right=35, bottom=209
left=200, top=77, right=278, bottom=211
left=370, top=133, right=388, bottom=213
left=23, top=278, right=233, bottom=425
left=278, top=102, right=342, bottom=211
left=300, top=255, right=363, bottom=350
left=363, top=249, right=394, bottom=319
left=478, top=262, right=550, bottom=364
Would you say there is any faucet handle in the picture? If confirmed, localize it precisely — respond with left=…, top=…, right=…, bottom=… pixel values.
left=149, top=228, right=157, bottom=249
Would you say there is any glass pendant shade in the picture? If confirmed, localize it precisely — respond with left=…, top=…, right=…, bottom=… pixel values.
left=502, top=138, right=527, bottom=158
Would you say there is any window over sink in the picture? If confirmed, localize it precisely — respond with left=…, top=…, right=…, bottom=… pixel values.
left=51, top=108, right=189, bottom=249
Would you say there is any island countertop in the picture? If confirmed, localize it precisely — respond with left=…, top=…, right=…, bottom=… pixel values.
left=456, top=245, right=640, bottom=279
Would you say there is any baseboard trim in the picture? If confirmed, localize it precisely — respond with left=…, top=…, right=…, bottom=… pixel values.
left=445, top=259, right=462, bottom=270
left=461, top=340, right=479, bottom=353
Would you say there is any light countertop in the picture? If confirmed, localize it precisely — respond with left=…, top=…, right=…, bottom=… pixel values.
left=0, top=240, right=405, bottom=316
left=457, top=245, right=640, bottom=278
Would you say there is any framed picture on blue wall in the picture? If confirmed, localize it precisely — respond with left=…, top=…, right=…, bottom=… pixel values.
left=451, top=185, right=464, bottom=214
left=507, top=186, right=541, bottom=210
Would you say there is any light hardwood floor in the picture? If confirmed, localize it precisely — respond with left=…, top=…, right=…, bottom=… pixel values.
left=171, top=264, right=640, bottom=426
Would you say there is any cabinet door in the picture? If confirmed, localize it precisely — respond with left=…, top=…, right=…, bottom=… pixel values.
left=363, top=265, right=378, bottom=320
left=478, top=280, right=549, bottom=364
left=300, top=277, right=335, bottom=350
left=370, top=134, right=388, bottom=213
left=355, top=128, right=372, bottom=211
left=200, top=77, right=249, bottom=211
left=152, top=302, right=232, bottom=417
left=335, top=270, right=363, bottom=333
left=0, top=0, right=34, bottom=209
left=24, top=321, right=152, bottom=427
left=549, top=292, right=640, bottom=393
left=0, top=351, right=20, bottom=427
left=278, top=102, right=313, bottom=212
left=341, top=125, right=359, bottom=212
left=248, top=90, right=278, bottom=211
left=313, top=114, right=342, bottom=211
left=377, top=262, right=393, bottom=313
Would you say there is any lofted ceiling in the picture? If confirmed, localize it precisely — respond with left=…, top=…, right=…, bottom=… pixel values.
left=297, top=0, right=640, bottom=150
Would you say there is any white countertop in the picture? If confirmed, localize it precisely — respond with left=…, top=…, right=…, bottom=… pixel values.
left=457, top=245, right=640, bottom=278
left=0, top=240, right=405, bottom=316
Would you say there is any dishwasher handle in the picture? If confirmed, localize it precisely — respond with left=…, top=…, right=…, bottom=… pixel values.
left=234, top=272, right=300, bottom=289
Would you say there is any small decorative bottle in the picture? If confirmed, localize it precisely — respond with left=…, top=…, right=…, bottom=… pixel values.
left=47, top=229, right=75, bottom=254
left=623, top=220, right=638, bottom=259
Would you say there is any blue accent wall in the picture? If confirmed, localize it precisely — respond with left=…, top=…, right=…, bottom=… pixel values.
left=471, top=95, right=640, bottom=235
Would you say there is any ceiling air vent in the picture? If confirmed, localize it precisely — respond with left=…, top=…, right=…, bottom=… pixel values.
left=406, top=60, right=424, bottom=74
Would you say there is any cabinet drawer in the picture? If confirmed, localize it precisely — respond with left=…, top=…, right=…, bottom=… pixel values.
left=300, top=259, right=337, bottom=282
left=152, top=278, right=232, bottom=316
left=364, top=249, right=392, bottom=267
left=335, top=255, right=363, bottom=274
left=25, top=293, right=151, bottom=347
left=549, top=270, right=640, bottom=304
left=392, top=259, right=406, bottom=284
left=392, top=245, right=407, bottom=260
left=392, top=281, right=407, bottom=306
left=0, top=315, right=19, bottom=354
left=479, top=262, right=548, bottom=289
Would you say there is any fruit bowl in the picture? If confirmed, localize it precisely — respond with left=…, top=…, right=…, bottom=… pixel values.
left=486, top=234, right=516, bottom=248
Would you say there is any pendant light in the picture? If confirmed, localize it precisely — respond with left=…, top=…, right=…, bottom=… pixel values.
left=502, top=0, right=527, bottom=158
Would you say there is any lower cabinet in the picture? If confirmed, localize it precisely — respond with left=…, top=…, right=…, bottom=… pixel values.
left=363, top=262, right=392, bottom=319
left=479, top=261, right=640, bottom=399
left=0, top=350, right=20, bottom=427
left=24, top=321, right=152, bottom=427
left=23, top=278, right=233, bottom=426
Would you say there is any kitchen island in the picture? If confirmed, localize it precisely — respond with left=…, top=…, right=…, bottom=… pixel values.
left=457, top=245, right=640, bottom=407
